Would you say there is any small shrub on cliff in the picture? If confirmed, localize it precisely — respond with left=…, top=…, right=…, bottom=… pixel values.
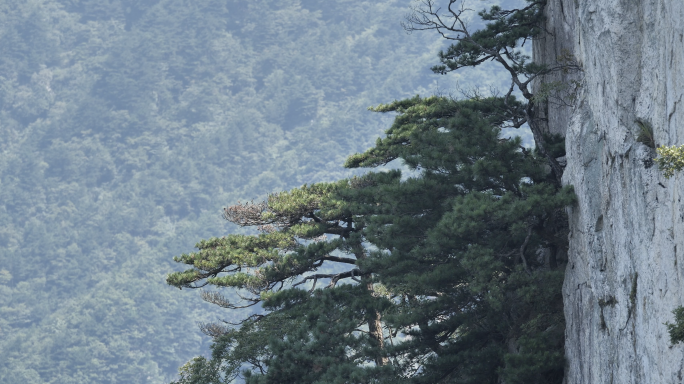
left=636, top=120, right=655, bottom=149
left=655, top=145, right=684, bottom=178
left=666, top=306, right=684, bottom=345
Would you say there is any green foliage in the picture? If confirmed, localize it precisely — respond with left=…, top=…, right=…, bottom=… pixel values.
left=243, top=286, right=393, bottom=384
left=172, top=95, right=575, bottom=384
left=405, top=0, right=578, bottom=186
left=346, top=95, right=526, bottom=169
left=172, top=310, right=300, bottom=384
left=168, top=1, right=577, bottom=383
left=636, top=120, right=656, bottom=149
left=666, top=306, right=684, bottom=345
left=430, top=1, right=546, bottom=75
left=655, top=144, right=684, bottom=178
left=543, top=132, right=567, bottom=159
left=349, top=96, right=574, bottom=384
left=166, top=176, right=393, bottom=382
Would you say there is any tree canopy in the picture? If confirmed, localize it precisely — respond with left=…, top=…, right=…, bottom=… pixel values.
left=168, top=94, right=575, bottom=383
left=168, top=1, right=580, bottom=383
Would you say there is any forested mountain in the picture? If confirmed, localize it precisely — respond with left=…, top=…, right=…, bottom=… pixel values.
left=0, top=0, right=524, bottom=383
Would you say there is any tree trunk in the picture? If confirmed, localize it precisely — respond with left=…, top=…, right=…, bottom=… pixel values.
left=365, top=281, right=388, bottom=366
left=353, top=239, right=388, bottom=366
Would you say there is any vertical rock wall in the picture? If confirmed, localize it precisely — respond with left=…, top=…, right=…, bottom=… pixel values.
left=536, top=0, right=684, bottom=382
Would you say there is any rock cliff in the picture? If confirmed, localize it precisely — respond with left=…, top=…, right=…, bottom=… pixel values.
left=536, top=0, right=684, bottom=382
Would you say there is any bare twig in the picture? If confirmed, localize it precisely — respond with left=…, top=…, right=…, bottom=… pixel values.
left=198, top=321, right=229, bottom=338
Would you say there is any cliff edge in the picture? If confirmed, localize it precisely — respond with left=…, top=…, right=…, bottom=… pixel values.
left=536, top=0, right=684, bottom=382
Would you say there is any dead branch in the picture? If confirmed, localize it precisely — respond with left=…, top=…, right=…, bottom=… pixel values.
left=223, top=200, right=269, bottom=226
left=198, top=321, right=229, bottom=339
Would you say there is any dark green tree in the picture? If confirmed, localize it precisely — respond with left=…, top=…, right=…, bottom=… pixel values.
left=344, top=95, right=574, bottom=384
left=666, top=306, right=684, bottom=345
left=167, top=1, right=578, bottom=383
left=167, top=94, right=574, bottom=384
left=403, top=0, right=579, bottom=185
left=167, top=181, right=392, bottom=383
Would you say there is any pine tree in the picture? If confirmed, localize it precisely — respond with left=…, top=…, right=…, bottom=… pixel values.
left=167, top=1, right=579, bottom=383
left=167, top=181, right=392, bottom=383
left=344, top=95, right=574, bottom=383
left=403, top=0, right=579, bottom=185
left=168, top=94, right=574, bottom=384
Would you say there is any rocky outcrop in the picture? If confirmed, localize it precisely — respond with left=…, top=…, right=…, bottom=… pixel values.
left=535, top=0, right=684, bottom=382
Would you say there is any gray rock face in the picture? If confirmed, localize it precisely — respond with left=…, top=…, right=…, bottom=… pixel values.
left=535, top=0, right=684, bottom=382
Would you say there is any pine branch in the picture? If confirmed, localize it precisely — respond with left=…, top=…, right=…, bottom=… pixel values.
left=292, top=268, right=364, bottom=289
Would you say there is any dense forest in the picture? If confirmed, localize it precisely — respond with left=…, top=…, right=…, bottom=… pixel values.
left=0, top=0, right=533, bottom=383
